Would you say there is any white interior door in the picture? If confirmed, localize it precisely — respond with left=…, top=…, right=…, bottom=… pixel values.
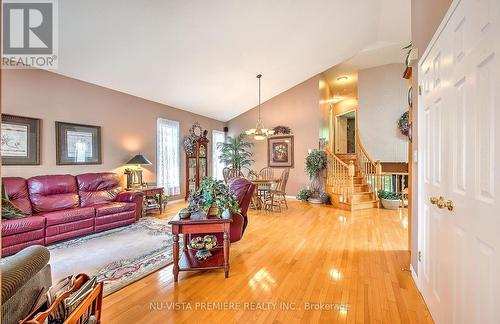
left=418, top=0, right=500, bottom=323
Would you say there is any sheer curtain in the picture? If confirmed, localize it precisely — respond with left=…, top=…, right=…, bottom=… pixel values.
left=212, top=130, right=226, bottom=180
left=157, top=118, right=180, bottom=195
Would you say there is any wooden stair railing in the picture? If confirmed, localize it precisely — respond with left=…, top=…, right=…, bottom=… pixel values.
left=325, top=147, right=355, bottom=203
left=355, top=132, right=382, bottom=199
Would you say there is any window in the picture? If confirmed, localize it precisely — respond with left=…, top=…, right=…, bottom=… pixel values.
left=212, top=130, right=226, bottom=180
left=157, top=118, right=180, bottom=195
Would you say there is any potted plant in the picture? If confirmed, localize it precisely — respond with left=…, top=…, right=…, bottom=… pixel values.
left=305, top=150, right=327, bottom=203
left=189, top=177, right=241, bottom=217
left=378, top=190, right=402, bottom=210
left=217, top=133, right=254, bottom=171
left=296, top=188, right=312, bottom=202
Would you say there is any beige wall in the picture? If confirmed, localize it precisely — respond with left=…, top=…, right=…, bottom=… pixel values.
left=1, top=69, right=225, bottom=200
left=227, top=75, right=324, bottom=196
left=410, top=0, right=452, bottom=273
left=358, top=63, right=408, bottom=162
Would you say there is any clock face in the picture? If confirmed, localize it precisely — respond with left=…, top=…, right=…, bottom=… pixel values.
left=190, top=122, right=203, bottom=138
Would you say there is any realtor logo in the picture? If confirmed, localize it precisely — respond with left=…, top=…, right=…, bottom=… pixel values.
left=2, top=0, right=58, bottom=69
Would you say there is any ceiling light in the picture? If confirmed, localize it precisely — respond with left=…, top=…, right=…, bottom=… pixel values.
left=245, top=74, right=274, bottom=140
left=332, top=95, right=344, bottom=103
left=336, top=76, right=349, bottom=82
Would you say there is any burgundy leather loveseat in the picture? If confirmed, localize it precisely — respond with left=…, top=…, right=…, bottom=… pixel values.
left=2, top=172, right=144, bottom=256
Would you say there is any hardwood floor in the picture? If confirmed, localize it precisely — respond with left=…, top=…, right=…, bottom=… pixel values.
left=102, top=201, right=433, bottom=323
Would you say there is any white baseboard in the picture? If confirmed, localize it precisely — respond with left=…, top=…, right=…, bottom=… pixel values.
left=410, top=264, right=419, bottom=289
left=285, top=195, right=297, bottom=200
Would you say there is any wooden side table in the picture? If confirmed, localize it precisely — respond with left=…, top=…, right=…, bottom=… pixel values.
left=168, top=211, right=232, bottom=282
left=126, top=186, right=164, bottom=216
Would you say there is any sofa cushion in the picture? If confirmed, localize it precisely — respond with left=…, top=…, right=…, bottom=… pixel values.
left=28, top=175, right=79, bottom=213
left=76, top=173, right=122, bottom=207
left=2, top=177, right=32, bottom=215
left=2, top=216, right=45, bottom=236
left=94, top=202, right=135, bottom=217
left=40, top=207, right=95, bottom=226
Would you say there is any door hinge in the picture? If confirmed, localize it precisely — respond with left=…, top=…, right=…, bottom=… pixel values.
left=418, top=251, right=422, bottom=262
left=418, top=85, right=422, bottom=95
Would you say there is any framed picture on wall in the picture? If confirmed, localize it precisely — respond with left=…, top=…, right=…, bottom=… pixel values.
left=1, top=114, right=41, bottom=165
left=267, top=135, right=294, bottom=168
left=56, top=122, right=102, bottom=165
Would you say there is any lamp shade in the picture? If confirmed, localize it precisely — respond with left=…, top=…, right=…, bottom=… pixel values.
left=126, top=154, right=152, bottom=165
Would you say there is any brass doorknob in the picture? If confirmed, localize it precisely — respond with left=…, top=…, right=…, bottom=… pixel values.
left=430, top=196, right=438, bottom=205
left=446, top=199, right=454, bottom=211
left=436, top=196, right=446, bottom=209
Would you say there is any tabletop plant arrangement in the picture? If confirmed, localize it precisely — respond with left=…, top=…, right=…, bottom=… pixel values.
left=188, top=177, right=241, bottom=218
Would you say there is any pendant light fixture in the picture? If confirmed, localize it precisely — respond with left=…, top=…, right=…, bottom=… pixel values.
left=245, top=74, right=274, bottom=140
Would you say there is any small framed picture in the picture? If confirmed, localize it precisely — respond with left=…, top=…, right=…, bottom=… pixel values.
left=268, top=135, right=294, bottom=168
left=1, top=114, right=41, bottom=165
left=56, top=121, right=101, bottom=165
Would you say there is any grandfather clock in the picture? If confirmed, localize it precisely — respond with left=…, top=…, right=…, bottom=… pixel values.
left=185, top=130, right=209, bottom=200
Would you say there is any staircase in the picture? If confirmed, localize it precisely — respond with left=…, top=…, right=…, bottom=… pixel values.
left=325, top=134, right=381, bottom=210
left=334, top=153, right=378, bottom=210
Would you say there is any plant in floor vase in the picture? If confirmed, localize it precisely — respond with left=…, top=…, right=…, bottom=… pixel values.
left=378, top=190, right=402, bottom=210
left=189, top=177, right=240, bottom=217
left=217, top=133, right=254, bottom=171
left=305, top=149, right=327, bottom=203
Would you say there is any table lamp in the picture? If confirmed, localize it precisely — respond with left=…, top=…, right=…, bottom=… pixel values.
left=125, top=154, right=152, bottom=189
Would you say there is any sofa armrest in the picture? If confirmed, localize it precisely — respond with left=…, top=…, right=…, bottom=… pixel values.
left=115, top=191, right=144, bottom=203
left=1, top=245, right=50, bottom=303
left=116, top=191, right=144, bottom=220
left=229, top=211, right=247, bottom=243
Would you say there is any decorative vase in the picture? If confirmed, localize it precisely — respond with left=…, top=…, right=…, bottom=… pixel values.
left=222, top=209, right=231, bottom=219
left=310, top=175, right=321, bottom=194
left=381, top=198, right=400, bottom=210
left=208, top=206, right=218, bottom=216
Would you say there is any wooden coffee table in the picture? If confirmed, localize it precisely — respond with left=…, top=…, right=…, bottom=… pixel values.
left=168, top=210, right=232, bottom=282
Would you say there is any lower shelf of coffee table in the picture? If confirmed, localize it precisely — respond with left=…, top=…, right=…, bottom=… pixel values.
left=178, top=247, right=225, bottom=271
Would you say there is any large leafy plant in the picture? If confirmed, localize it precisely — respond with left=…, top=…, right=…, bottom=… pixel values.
left=305, top=150, right=327, bottom=179
left=217, top=133, right=254, bottom=171
left=189, top=177, right=240, bottom=217
left=378, top=190, right=402, bottom=200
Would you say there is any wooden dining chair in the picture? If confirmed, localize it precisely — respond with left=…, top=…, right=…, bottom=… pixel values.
left=223, top=167, right=241, bottom=183
left=264, top=168, right=290, bottom=212
left=246, top=169, right=259, bottom=180
left=258, top=167, right=274, bottom=198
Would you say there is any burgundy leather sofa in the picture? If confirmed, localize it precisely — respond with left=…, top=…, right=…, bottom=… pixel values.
left=2, top=172, right=143, bottom=256
left=226, top=177, right=255, bottom=243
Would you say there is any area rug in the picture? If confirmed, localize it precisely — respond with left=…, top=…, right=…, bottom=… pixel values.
left=48, top=217, right=173, bottom=296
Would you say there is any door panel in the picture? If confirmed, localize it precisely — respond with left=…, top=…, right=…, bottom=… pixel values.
left=418, top=0, right=500, bottom=323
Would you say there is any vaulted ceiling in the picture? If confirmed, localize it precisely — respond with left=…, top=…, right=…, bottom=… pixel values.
left=54, top=0, right=410, bottom=121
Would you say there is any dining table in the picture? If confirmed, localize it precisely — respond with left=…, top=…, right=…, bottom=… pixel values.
left=249, top=178, right=279, bottom=210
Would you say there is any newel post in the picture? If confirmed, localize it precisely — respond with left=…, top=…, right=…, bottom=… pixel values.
left=375, top=160, right=382, bottom=191
left=348, top=161, right=355, bottom=197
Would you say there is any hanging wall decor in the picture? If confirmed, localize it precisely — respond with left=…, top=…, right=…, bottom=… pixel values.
left=56, top=122, right=101, bottom=165
left=398, top=111, right=410, bottom=137
left=272, top=125, right=292, bottom=135
left=1, top=114, right=40, bottom=165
